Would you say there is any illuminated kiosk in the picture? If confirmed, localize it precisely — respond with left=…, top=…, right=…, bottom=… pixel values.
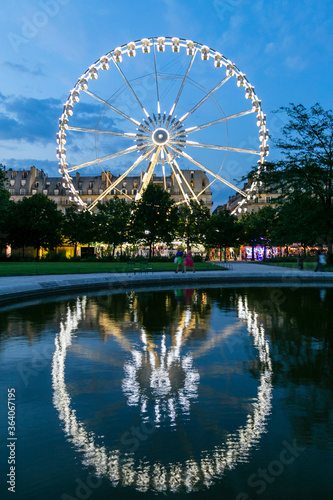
left=52, top=294, right=273, bottom=493
left=57, top=37, right=268, bottom=213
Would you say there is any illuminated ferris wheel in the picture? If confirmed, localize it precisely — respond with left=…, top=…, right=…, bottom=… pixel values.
left=57, top=37, right=268, bottom=212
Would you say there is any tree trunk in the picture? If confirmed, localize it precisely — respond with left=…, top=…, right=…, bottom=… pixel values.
left=219, top=247, right=222, bottom=261
left=74, top=242, right=77, bottom=257
left=251, top=244, right=255, bottom=261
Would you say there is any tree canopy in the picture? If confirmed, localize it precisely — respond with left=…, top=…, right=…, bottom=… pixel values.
left=247, top=103, right=333, bottom=258
left=131, top=184, right=177, bottom=257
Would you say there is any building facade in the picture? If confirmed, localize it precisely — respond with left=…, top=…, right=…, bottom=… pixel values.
left=5, top=166, right=213, bottom=212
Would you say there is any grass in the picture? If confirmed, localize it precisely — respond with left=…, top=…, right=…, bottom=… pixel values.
left=0, top=261, right=225, bottom=277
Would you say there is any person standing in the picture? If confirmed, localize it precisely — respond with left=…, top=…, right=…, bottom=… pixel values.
left=314, top=250, right=326, bottom=272
left=184, top=246, right=195, bottom=273
left=175, top=247, right=184, bottom=273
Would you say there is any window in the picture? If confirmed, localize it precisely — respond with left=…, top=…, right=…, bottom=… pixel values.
left=190, top=179, right=194, bottom=187
left=43, top=189, right=48, bottom=195
left=99, top=188, right=103, bottom=194
left=32, top=189, right=37, bottom=195
left=21, top=179, right=26, bottom=186
left=132, top=189, right=137, bottom=195
left=23, top=172, right=28, bottom=179
left=190, top=171, right=194, bottom=179
left=87, top=189, right=93, bottom=195
left=9, top=179, right=15, bottom=186
left=89, top=182, right=93, bottom=189
left=54, top=189, right=59, bottom=195
left=35, top=182, right=39, bottom=187
left=78, top=182, right=83, bottom=189
left=265, top=196, right=271, bottom=203
left=202, top=179, right=206, bottom=188
left=122, top=188, right=127, bottom=194
left=20, top=188, right=26, bottom=195
left=9, top=189, right=14, bottom=195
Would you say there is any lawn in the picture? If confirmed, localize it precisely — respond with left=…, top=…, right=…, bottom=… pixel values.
left=0, top=261, right=225, bottom=277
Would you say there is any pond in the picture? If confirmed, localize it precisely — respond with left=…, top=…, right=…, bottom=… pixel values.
left=0, top=286, right=332, bottom=500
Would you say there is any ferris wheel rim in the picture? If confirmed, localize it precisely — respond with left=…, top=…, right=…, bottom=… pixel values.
left=57, top=36, right=268, bottom=212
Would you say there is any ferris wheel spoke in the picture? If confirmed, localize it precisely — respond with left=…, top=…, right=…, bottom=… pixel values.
left=166, top=153, right=191, bottom=207
left=88, top=147, right=154, bottom=210
left=66, top=125, right=138, bottom=139
left=82, top=89, right=141, bottom=127
left=165, top=149, right=199, bottom=204
left=152, top=40, right=161, bottom=123
left=67, top=145, right=138, bottom=173
left=135, top=147, right=161, bottom=200
left=111, top=57, right=150, bottom=119
left=173, top=109, right=254, bottom=138
left=179, top=140, right=260, bottom=155
left=170, top=74, right=232, bottom=131
left=168, top=145, right=247, bottom=196
left=165, top=47, right=198, bottom=128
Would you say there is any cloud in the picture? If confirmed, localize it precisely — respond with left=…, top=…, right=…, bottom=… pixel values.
left=0, top=94, right=118, bottom=144
left=2, top=61, right=46, bottom=76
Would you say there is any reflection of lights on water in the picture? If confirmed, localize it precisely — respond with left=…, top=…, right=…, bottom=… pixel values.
left=52, top=293, right=273, bottom=493
left=122, top=317, right=200, bottom=425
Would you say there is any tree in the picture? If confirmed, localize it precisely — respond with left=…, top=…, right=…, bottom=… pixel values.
left=0, top=164, right=11, bottom=253
left=62, top=205, right=94, bottom=257
left=176, top=200, right=210, bottom=245
left=273, top=197, right=321, bottom=254
left=95, top=197, right=132, bottom=256
left=8, top=194, right=63, bottom=258
left=247, top=103, right=333, bottom=260
left=131, top=184, right=177, bottom=258
left=205, top=209, right=241, bottom=261
left=241, top=206, right=276, bottom=260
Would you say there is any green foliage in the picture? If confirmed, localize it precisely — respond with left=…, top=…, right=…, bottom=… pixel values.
left=0, top=164, right=11, bottom=250
left=240, top=206, right=277, bottom=259
left=7, top=193, right=63, bottom=257
left=96, top=197, right=132, bottom=254
left=62, top=205, right=97, bottom=255
left=246, top=103, right=333, bottom=254
left=176, top=200, right=210, bottom=245
left=205, top=209, right=241, bottom=260
left=131, top=184, right=177, bottom=257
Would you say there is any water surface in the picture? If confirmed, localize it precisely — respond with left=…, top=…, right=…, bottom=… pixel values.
left=0, top=286, right=332, bottom=499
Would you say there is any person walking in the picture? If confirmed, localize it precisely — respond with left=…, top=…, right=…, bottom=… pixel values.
left=314, top=250, right=326, bottom=272
left=297, top=253, right=304, bottom=270
left=175, top=247, right=184, bottom=273
left=184, top=246, right=195, bottom=273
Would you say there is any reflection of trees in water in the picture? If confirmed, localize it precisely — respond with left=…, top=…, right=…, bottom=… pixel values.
left=91, top=289, right=213, bottom=340
left=242, top=286, right=333, bottom=446
left=0, top=300, right=68, bottom=342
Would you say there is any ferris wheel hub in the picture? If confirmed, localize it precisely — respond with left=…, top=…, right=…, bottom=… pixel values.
left=152, top=127, right=169, bottom=145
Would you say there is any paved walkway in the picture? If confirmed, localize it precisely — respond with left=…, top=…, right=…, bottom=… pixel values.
left=0, top=262, right=332, bottom=304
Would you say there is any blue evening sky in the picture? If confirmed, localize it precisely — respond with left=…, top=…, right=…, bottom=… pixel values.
left=0, top=0, right=332, bottom=206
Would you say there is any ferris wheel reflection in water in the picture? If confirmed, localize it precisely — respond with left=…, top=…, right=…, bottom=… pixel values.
left=51, top=289, right=273, bottom=493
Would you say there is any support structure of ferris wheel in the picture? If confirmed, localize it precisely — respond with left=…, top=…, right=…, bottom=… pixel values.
left=57, top=37, right=268, bottom=213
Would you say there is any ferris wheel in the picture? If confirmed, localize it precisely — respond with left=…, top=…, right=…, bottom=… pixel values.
left=57, top=37, right=268, bottom=212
